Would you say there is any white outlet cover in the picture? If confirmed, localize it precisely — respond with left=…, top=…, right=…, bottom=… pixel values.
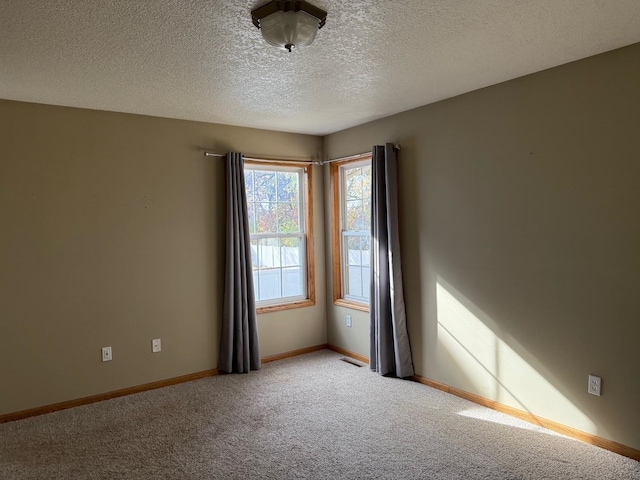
left=102, top=346, right=112, bottom=362
left=152, top=339, right=161, bottom=353
left=346, top=315, right=352, bottom=328
left=588, top=374, right=601, bottom=396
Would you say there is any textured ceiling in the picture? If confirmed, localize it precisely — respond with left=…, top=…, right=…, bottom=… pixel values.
left=1, top=1, right=640, bottom=135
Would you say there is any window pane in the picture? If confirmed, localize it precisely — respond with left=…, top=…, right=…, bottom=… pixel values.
left=347, top=265, right=363, bottom=298
left=364, top=197, right=371, bottom=228
left=282, top=267, right=303, bottom=297
left=362, top=266, right=370, bottom=300
left=258, top=238, right=280, bottom=269
left=347, top=235, right=361, bottom=266
left=281, top=237, right=302, bottom=267
left=345, top=167, right=363, bottom=200
left=254, top=170, right=276, bottom=202
left=247, top=204, right=256, bottom=234
left=346, top=200, right=363, bottom=231
left=259, top=268, right=282, bottom=301
left=257, top=237, right=282, bottom=301
left=362, top=166, right=372, bottom=202
left=250, top=239, right=259, bottom=270
left=256, top=202, right=277, bottom=233
left=356, top=207, right=368, bottom=231
left=361, top=235, right=370, bottom=266
left=245, top=170, right=255, bottom=202
left=277, top=202, right=300, bottom=233
left=277, top=172, right=299, bottom=202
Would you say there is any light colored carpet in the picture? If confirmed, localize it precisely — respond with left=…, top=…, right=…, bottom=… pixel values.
left=1, top=350, right=638, bottom=479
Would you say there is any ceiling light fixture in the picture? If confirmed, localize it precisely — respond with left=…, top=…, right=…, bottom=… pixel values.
left=251, top=0, right=327, bottom=52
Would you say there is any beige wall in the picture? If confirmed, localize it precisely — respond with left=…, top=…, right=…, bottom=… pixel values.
left=323, top=44, right=640, bottom=449
left=2, top=43, right=639, bottom=452
left=0, top=100, right=326, bottom=415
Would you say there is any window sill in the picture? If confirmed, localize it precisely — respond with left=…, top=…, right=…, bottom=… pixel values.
left=334, top=298, right=369, bottom=313
left=256, top=299, right=316, bottom=314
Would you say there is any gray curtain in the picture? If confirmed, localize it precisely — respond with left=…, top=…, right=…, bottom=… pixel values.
left=370, top=144, right=414, bottom=378
left=219, top=152, right=261, bottom=374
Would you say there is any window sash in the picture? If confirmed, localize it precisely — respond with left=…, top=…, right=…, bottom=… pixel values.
left=245, top=166, right=305, bottom=236
left=251, top=234, right=307, bottom=306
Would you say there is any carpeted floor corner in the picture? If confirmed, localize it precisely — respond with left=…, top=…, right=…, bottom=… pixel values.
left=1, top=350, right=638, bottom=479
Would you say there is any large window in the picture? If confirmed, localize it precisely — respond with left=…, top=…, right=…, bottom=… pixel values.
left=245, top=162, right=315, bottom=313
left=330, top=155, right=372, bottom=311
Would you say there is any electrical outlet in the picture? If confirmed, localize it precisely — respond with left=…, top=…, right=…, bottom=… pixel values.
left=102, top=346, right=112, bottom=362
left=346, top=315, right=352, bottom=328
left=152, top=338, right=161, bottom=353
left=588, top=374, right=601, bottom=396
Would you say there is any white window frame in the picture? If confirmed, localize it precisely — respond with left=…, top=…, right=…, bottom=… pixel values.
left=244, top=164, right=309, bottom=308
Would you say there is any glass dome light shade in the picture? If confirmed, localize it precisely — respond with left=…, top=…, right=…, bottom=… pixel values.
left=259, top=10, right=320, bottom=51
left=251, top=1, right=327, bottom=52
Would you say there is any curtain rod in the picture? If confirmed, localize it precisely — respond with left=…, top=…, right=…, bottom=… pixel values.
left=203, top=152, right=321, bottom=165
left=324, top=144, right=401, bottom=165
left=203, top=143, right=399, bottom=165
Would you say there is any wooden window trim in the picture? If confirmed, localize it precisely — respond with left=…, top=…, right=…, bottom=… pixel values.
left=245, top=160, right=315, bottom=314
left=330, top=154, right=372, bottom=312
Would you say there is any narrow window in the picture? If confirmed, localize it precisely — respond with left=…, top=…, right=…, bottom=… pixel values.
left=330, top=155, right=372, bottom=311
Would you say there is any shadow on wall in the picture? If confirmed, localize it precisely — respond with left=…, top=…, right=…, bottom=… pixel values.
left=435, top=276, right=596, bottom=435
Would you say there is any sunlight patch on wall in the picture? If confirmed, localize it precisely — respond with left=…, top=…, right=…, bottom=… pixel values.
left=436, top=279, right=595, bottom=434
